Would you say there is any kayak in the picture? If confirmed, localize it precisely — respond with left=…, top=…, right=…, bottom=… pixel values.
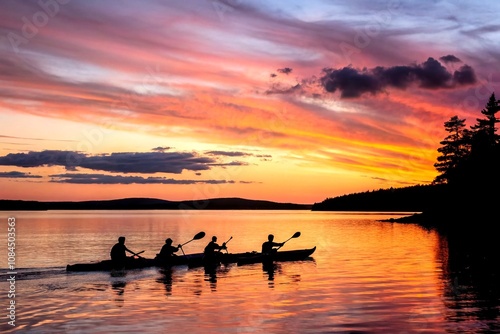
left=66, top=253, right=205, bottom=272
left=187, top=246, right=317, bottom=268
left=66, top=247, right=316, bottom=271
left=232, top=246, right=316, bottom=266
left=197, top=247, right=316, bottom=267
left=66, top=258, right=154, bottom=272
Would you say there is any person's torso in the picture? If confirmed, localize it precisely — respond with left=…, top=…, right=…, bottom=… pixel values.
left=204, top=242, right=217, bottom=254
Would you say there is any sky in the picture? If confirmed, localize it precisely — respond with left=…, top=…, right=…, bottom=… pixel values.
left=1, top=0, right=500, bottom=204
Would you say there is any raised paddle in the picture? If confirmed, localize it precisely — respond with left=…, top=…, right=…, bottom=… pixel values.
left=179, top=231, right=206, bottom=256
left=181, top=231, right=206, bottom=246
left=276, top=231, right=301, bottom=250
left=222, top=236, right=232, bottom=254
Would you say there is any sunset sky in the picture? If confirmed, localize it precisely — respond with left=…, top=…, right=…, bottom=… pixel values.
left=1, top=0, right=500, bottom=204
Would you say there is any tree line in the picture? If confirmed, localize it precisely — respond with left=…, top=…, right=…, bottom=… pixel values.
left=313, top=93, right=499, bottom=222
left=434, top=93, right=500, bottom=187
left=432, top=93, right=499, bottom=218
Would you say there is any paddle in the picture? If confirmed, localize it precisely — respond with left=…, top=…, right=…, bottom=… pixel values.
left=132, top=250, right=145, bottom=258
left=179, top=231, right=206, bottom=256
left=222, top=236, right=232, bottom=254
left=128, top=250, right=145, bottom=259
left=276, top=231, right=301, bottom=250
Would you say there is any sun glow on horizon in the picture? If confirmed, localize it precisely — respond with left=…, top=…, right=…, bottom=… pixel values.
left=1, top=0, right=498, bottom=203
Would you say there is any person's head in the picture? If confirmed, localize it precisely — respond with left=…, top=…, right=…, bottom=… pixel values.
left=268, top=234, right=274, bottom=241
left=212, top=236, right=217, bottom=242
left=118, top=236, right=125, bottom=244
left=165, top=238, right=172, bottom=245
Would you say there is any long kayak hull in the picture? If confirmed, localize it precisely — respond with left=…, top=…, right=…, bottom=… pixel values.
left=66, top=253, right=204, bottom=272
left=232, top=246, right=316, bottom=266
left=66, top=247, right=316, bottom=272
left=189, top=246, right=317, bottom=268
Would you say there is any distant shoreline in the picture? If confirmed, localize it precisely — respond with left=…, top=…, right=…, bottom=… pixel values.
left=0, top=197, right=313, bottom=211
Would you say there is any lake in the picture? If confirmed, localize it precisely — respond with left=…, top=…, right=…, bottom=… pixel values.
left=1, top=210, right=499, bottom=333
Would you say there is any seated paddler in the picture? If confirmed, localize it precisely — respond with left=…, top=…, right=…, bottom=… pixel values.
left=110, top=236, right=138, bottom=269
left=203, top=236, right=226, bottom=263
left=156, top=238, right=181, bottom=261
left=261, top=234, right=284, bottom=255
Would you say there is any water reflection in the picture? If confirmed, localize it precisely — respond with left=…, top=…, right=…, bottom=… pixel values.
left=437, top=228, right=500, bottom=333
left=204, top=265, right=218, bottom=292
left=110, top=271, right=127, bottom=307
left=156, top=268, right=174, bottom=296
left=263, top=262, right=281, bottom=287
left=203, top=263, right=233, bottom=292
left=11, top=211, right=500, bottom=333
left=263, top=259, right=313, bottom=288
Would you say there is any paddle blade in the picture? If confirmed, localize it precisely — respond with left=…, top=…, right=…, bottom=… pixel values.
left=193, top=231, right=206, bottom=240
left=292, top=231, right=301, bottom=238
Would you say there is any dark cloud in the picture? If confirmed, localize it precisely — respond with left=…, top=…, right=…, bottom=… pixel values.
left=277, top=67, right=293, bottom=75
left=152, top=146, right=172, bottom=152
left=322, top=67, right=381, bottom=98
left=453, top=65, right=477, bottom=85
left=440, top=55, right=462, bottom=63
left=0, top=171, right=42, bottom=178
left=49, top=173, right=238, bottom=185
left=206, top=151, right=251, bottom=157
left=265, top=83, right=302, bottom=95
left=0, top=150, right=86, bottom=169
left=320, top=57, right=477, bottom=98
left=0, top=150, right=225, bottom=174
left=411, top=57, right=452, bottom=89
left=212, top=161, right=249, bottom=167
left=80, top=152, right=213, bottom=173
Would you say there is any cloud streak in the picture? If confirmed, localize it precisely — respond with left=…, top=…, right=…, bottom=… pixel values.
left=49, top=173, right=247, bottom=185
left=0, top=150, right=253, bottom=174
left=0, top=171, right=42, bottom=178
left=0, top=134, right=76, bottom=142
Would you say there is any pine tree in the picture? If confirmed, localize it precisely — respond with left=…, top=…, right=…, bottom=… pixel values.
left=433, top=115, right=469, bottom=184
left=460, top=92, right=500, bottom=213
left=430, top=93, right=500, bottom=221
left=470, top=92, right=500, bottom=148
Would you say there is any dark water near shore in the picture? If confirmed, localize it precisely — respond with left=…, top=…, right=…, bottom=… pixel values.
left=0, top=210, right=499, bottom=333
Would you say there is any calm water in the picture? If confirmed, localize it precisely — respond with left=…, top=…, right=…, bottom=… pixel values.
left=0, top=210, right=499, bottom=333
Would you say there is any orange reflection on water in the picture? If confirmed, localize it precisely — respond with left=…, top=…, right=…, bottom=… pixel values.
left=6, top=211, right=492, bottom=333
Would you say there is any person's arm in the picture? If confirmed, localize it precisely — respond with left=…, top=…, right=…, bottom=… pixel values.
left=125, top=246, right=136, bottom=255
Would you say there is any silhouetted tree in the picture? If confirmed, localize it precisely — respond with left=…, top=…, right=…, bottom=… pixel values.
left=463, top=93, right=500, bottom=190
left=470, top=93, right=500, bottom=148
left=315, top=93, right=500, bottom=222
left=433, top=115, right=469, bottom=184
left=430, top=92, right=500, bottom=220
